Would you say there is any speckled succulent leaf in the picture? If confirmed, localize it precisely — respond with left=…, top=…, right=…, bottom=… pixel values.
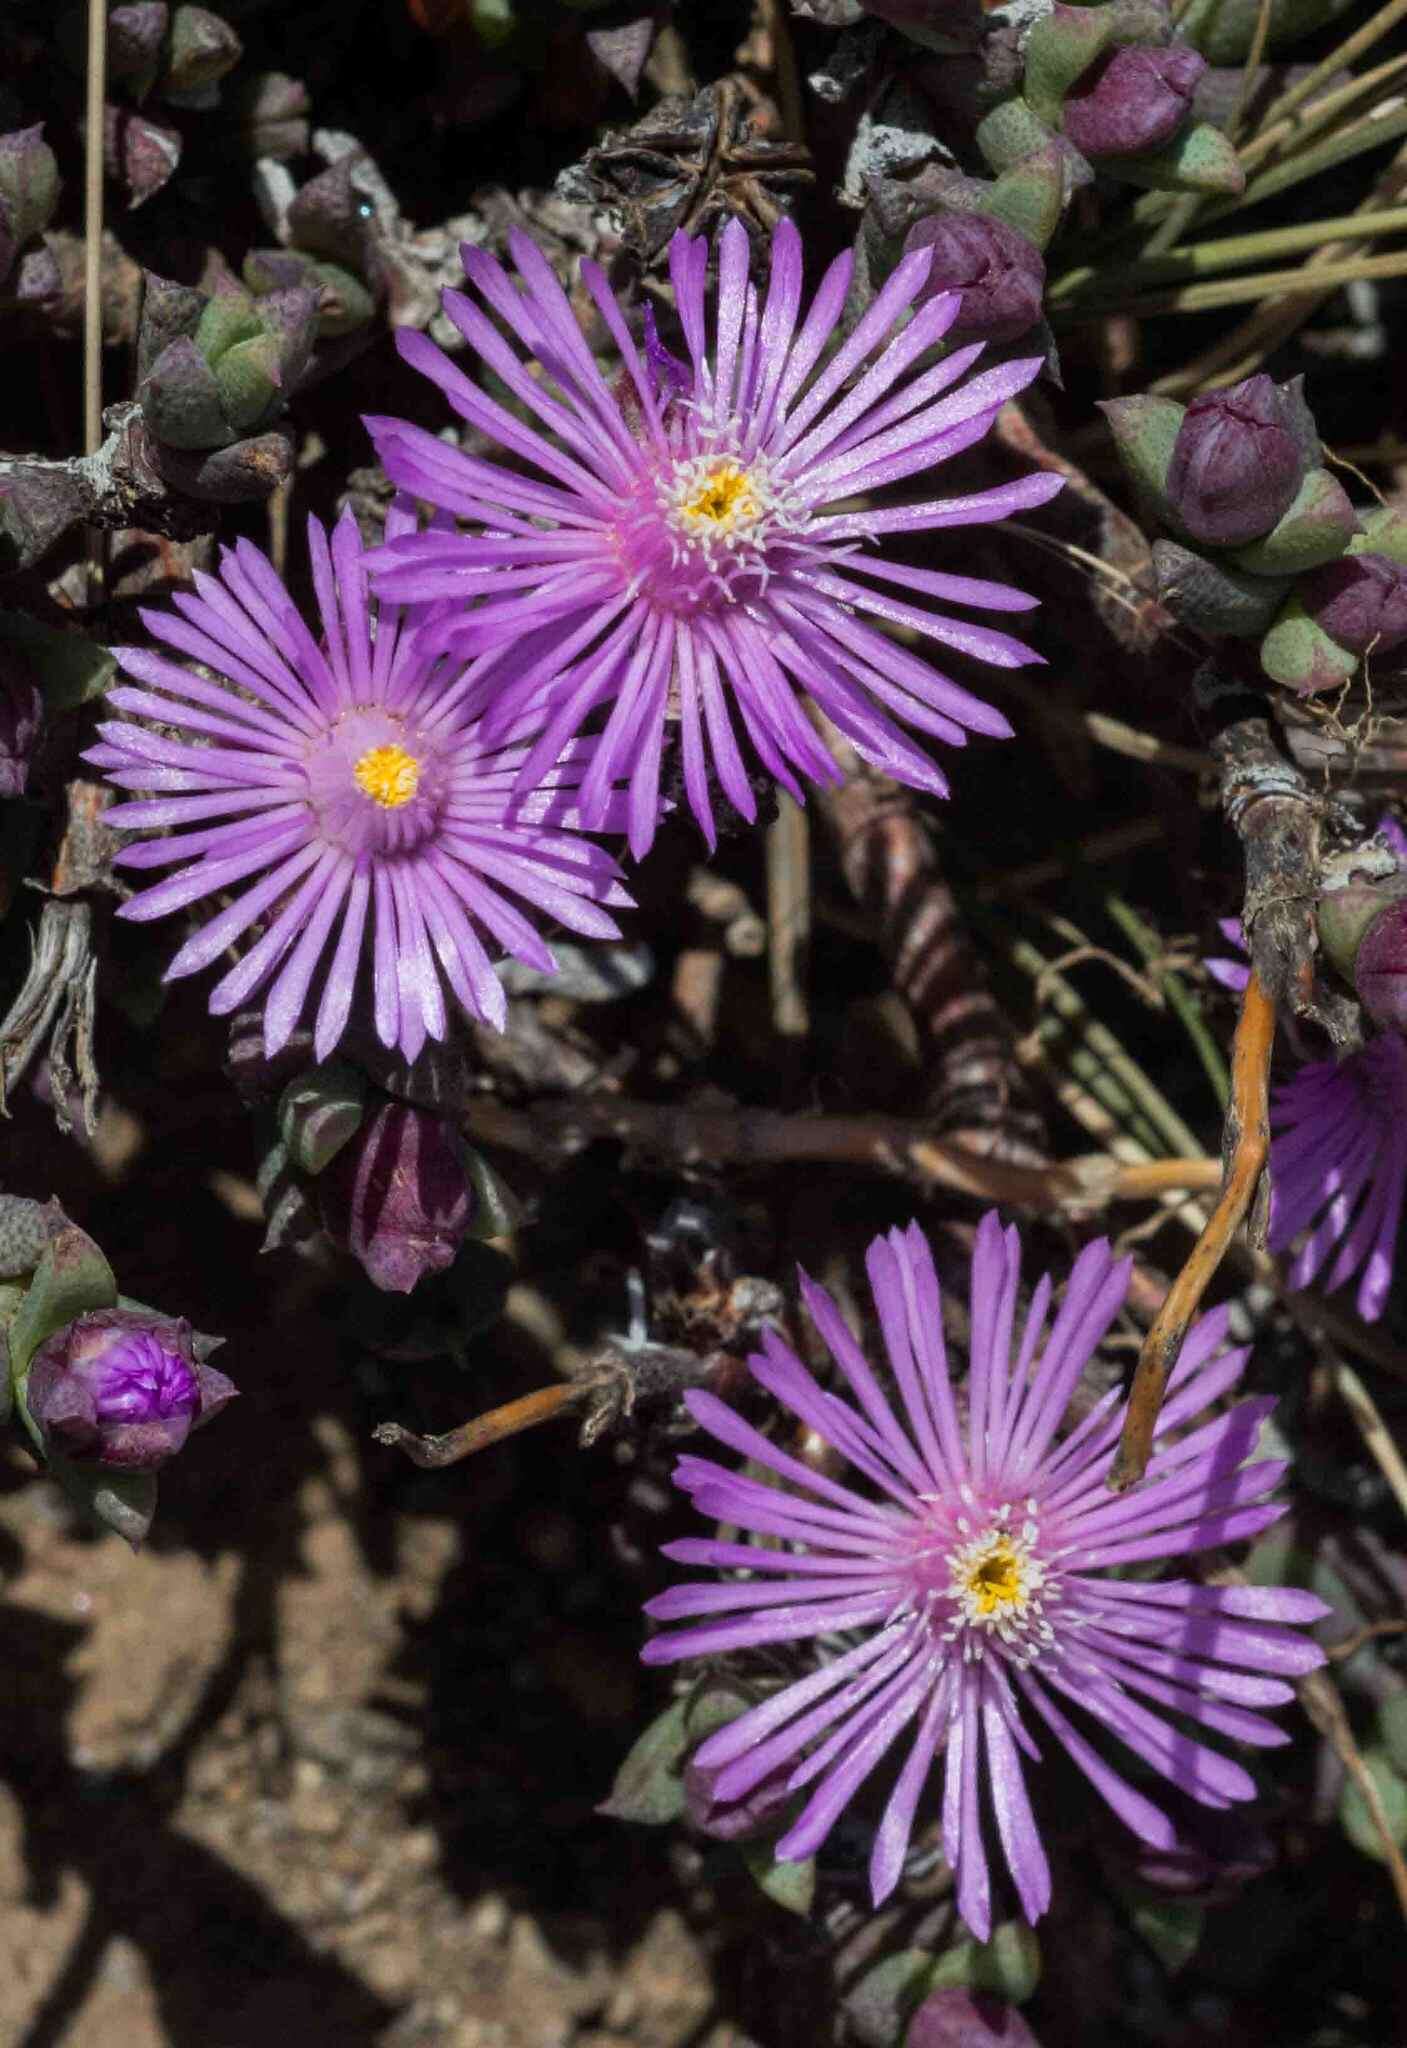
left=1153, top=540, right=1289, bottom=636
left=1230, top=468, right=1360, bottom=575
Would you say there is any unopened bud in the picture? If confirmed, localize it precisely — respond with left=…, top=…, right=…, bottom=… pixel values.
left=1063, top=43, right=1206, bottom=158
left=1342, top=898, right=1407, bottom=1032
left=1300, top=551, right=1407, bottom=657
left=1165, top=373, right=1306, bottom=546
left=683, top=1758, right=794, bottom=1842
left=905, top=209, right=1046, bottom=343
left=906, top=1992, right=1042, bottom=2048
left=317, top=1101, right=476, bottom=1293
left=27, top=1308, right=236, bottom=1469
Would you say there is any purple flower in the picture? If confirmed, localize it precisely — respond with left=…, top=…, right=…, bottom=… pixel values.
left=86, top=506, right=634, bottom=1065
left=27, top=1307, right=236, bottom=1469
left=1266, top=1035, right=1407, bottom=1323
left=366, top=219, right=1063, bottom=858
left=643, top=1215, right=1326, bottom=1939
left=1205, top=915, right=1407, bottom=1320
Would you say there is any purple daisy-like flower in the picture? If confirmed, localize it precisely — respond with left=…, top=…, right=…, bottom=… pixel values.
left=86, top=505, right=634, bottom=1065
left=1265, top=1034, right=1407, bottom=1323
left=643, top=1215, right=1326, bottom=1938
left=1205, top=917, right=1407, bottom=1321
left=366, top=218, right=1063, bottom=858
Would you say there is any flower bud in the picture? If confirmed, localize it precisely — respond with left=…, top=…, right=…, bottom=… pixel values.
left=317, top=1101, right=476, bottom=1293
left=1062, top=43, right=1206, bottom=158
left=906, top=1991, right=1042, bottom=2048
left=0, top=647, right=43, bottom=798
left=683, top=1757, right=795, bottom=1842
left=1347, top=900, right=1407, bottom=1032
left=1300, top=551, right=1407, bottom=657
left=905, top=210, right=1046, bottom=343
left=1165, top=373, right=1307, bottom=546
left=27, top=1308, right=236, bottom=1469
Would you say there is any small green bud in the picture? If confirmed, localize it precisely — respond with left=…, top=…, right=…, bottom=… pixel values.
left=978, top=147, right=1068, bottom=251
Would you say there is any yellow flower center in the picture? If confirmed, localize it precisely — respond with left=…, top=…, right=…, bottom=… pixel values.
left=353, top=742, right=421, bottom=809
left=678, top=462, right=762, bottom=531
left=963, top=1537, right=1026, bottom=1618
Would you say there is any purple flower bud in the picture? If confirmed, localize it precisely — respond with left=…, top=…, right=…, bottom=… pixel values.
left=317, top=1101, right=476, bottom=1293
left=1351, top=900, right=1407, bottom=1033
left=0, top=648, right=43, bottom=797
left=906, top=1991, right=1043, bottom=2048
left=683, top=1757, right=794, bottom=1842
left=1062, top=43, right=1206, bottom=159
left=27, top=1308, right=236, bottom=1469
left=904, top=210, right=1046, bottom=344
left=1165, top=373, right=1306, bottom=546
left=1301, top=551, right=1407, bottom=657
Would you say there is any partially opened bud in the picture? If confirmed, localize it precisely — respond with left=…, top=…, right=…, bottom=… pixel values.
left=317, top=1101, right=476, bottom=1293
left=1062, top=43, right=1206, bottom=159
left=27, top=1308, right=236, bottom=1469
left=1350, top=900, right=1407, bottom=1032
left=905, top=209, right=1046, bottom=342
left=1166, top=373, right=1306, bottom=546
left=1300, top=551, right=1407, bottom=657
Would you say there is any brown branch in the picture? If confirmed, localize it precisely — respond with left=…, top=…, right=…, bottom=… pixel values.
left=0, top=402, right=208, bottom=573
left=374, top=1381, right=594, bottom=1468
left=459, top=1094, right=1219, bottom=1215
left=1299, top=1664, right=1407, bottom=1923
left=1198, top=667, right=1331, bottom=1023
left=1109, top=970, right=1274, bottom=1489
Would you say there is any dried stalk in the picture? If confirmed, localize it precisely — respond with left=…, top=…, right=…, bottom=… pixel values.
left=458, top=1094, right=1218, bottom=1215
left=1110, top=970, right=1274, bottom=1489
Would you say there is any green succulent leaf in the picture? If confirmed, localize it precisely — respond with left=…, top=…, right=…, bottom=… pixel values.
left=1231, top=468, right=1359, bottom=574
left=6, top=1225, right=118, bottom=1391
left=1104, top=121, right=1246, bottom=195
left=1024, top=7, right=1114, bottom=128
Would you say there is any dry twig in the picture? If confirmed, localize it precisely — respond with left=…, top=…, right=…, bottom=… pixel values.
left=1110, top=970, right=1274, bottom=1488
